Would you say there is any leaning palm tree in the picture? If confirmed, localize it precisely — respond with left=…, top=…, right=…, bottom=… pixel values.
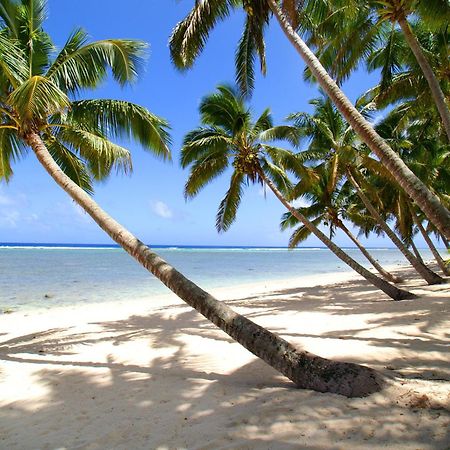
left=169, top=0, right=450, bottom=239
left=296, top=0, right=450, bottom=141
left=181, top=84, right=413, bottom=300
left=0, top=0, right=383, bottom=397
left=281, top=162, right=403, bottom=284
left=288, top=96, right=443, bottom=284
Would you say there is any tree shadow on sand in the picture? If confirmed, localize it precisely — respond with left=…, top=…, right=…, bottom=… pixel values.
left=1, top=285, right=449, bottom=449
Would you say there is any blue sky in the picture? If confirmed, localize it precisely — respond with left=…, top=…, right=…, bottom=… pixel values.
left=0, top=0, right=435, bottom=247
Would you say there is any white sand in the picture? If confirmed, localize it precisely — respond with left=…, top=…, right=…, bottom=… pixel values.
left=0, top=265, right=449, bottom=449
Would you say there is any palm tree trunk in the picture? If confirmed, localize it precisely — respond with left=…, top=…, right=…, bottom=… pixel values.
left=267, top=0, right=450, bottom=240
left=413, top=213, right=450, bottom=276
left=336, top=220, right=402, bottom=284
left=346, top=169, right=443, bottom=285
left=26, top=131, right=384, bottom=398
left=258, top=169, right=414, bottom=300
left=440, top=234, right=450, bottom=250
left=410, top=240, right=424, bottom=263
left=397, top=16, right=450, bottom=142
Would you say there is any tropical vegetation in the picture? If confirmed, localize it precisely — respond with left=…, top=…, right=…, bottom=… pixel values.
left=170, top=0, right=450, bottom=239
left=0, top=0, right=385, bottom=397
left=1, top=0, right=449, bottom=396
left=181, top=85, right=414, bottom=299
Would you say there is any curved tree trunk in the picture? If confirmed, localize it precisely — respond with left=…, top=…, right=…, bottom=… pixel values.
left=267, top=0, right=450, bottom=241
left=413, top=213, right=450, bottom=276
left=346, top=169, right=443, bottom=285
left=258, top=169, right=414, bottom=300
left=26, top=131, right=384, bottom=398
left=337, top=220, right=403, bottom=284
left=441, top=234, right=450, bottom=250
left=397, top=16, right=450, bottom=142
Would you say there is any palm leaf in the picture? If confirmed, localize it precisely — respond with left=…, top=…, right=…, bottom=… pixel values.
left=235, top=17, right=256, bottom=97
left=181, top=127, right=231, bottom=168
left=47, top=30, right=148, bottom=92
left=7, top=75, right=69, bottom=123
left=0, top=127, right=27, bottom=181
left=57, top=128, right=132, bottom=179
left=43, top=137, right=93, bottom=194
left=287, top=217, right=323, bottom=248
left=216, top=170, right=244, bottom=232
left=0, top=32, right=28, bottom=88
left=184, top=149, right=229, bottom=198
left=169, top=0, right=234, bottom=70
left=67, top=100, right=171, bottom=159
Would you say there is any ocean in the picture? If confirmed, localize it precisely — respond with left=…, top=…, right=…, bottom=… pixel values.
left=0, top=244, right=436, bottom=312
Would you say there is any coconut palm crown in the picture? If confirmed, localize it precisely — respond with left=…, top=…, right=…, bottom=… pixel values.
left=181, top=83, right=301, bottom=231
left=0, top=0, right=171, bottom=192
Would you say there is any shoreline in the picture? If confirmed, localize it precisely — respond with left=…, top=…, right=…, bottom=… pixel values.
left=0, top=263, right=449, bottom=449
left=0, top=260, right=410, bottom=317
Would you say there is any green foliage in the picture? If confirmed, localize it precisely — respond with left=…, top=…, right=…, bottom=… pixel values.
left=181, top=83, right=297, bottom=232
left=0, top=0, right=171, bottom=190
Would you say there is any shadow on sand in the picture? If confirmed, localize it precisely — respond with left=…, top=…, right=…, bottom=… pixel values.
left=0, top=267, right=449, bottom=449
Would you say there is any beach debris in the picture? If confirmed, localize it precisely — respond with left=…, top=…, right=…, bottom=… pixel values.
left=2, top=308, right=14, bottom=314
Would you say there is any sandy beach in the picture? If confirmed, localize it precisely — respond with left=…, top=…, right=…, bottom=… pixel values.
left=0, top=265, right=449, bottom=449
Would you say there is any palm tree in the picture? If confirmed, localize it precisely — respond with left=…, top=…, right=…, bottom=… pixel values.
left=362, top=110, right=450, bottom=275
left=0, top=0, right=382, bottom=397
left=181, top=84, right=413, bottom=300
left=280, top=163, right=403, bottom=283
left=345, top=167, right=444, bottom=284
left=296, top=0, right=450, bottom=141
left=169, top=0, right=450, bottom=239
left=287, top=96, right=443, bottom=284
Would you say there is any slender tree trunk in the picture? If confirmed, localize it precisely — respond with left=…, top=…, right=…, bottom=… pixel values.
left=397, top=16, right=450, bottom=142
left=26, top=132, right=384, bottom=398
left=413, top=213, right=450, bottom=276
left=410, top=240, right=424, bottom=263
left=267, top=0, right=450, bottom=240
left=441, top=234, right=450, bottom=250
left=346, top=169, right=443, bottom=285
left=258, top=169, right=414, bottom=300
left=337, top=220, right=403, bottom=284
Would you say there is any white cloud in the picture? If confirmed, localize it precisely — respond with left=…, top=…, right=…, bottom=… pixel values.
left=151, top=200, right=173, bottom=219
left=0, top=210, right=20, bottom=228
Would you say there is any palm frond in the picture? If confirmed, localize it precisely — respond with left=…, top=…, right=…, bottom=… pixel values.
left=47, top=31, right=148, bottom=92
left=259, top=125, right=301, bottom=146
left=252, top=108, right=273, bottom=134
left=67, top=100, right=171, bottom=159
left=169, top=0, right=234, bottom=70
left=0, top=127, right=27, bottom=181
left=235, top=17, right=256, bottom=97
left=199, top=84, right=249, bottom=133
left=0, top=32, right=28, bottom=88
left=260, top=158, right=293, bottom=195
left=181, top=127, right=231, bottom=168
left=57, top=128, right=132, bottom=180
left=216, top=170, right=244, bottom=232
left=184, top=149, right=229, bottom=198
left=7, top=75, right=69, bottom=124
left=43, top=137, right=94, bottom=194
left=286, top=217, right=323, bottom=248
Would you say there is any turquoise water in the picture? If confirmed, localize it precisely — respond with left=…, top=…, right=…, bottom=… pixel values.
left=0, top=245, right=435, bottom=312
